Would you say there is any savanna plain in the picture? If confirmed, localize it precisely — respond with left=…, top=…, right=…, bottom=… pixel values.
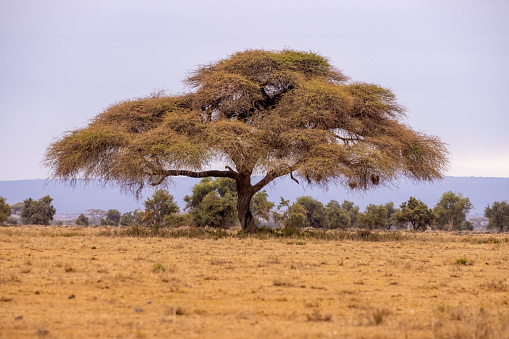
left=1, top=227, right=508, bottom=338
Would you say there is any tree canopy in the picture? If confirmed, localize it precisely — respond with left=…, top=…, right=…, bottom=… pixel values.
left=21, top=195, right=56, bottom=226
left=485, top=201, right=509, bottom=232
left=358, top=204, right=388, bottom=230
left=143, top=189, right=180, bottom=226
left=0, top=196, right=10, bottom=224
left=45, top=49, right=449, bottom=232
left=397, top=197, right=434, bottom=231
left=433, top=191, right=472, bottom=231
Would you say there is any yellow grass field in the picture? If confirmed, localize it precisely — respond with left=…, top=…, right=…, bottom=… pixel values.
left=1, top=226, right=508, bottom=338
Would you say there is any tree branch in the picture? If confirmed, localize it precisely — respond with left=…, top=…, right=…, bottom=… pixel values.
left=142, top=158, right=239, bottom=186
left=252, top=164, right=298, bottom=193
left=154, top=169, right=238, bottom=184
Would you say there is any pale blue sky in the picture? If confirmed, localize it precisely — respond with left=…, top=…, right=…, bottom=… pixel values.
left=1, top=0, right=508, bottom=180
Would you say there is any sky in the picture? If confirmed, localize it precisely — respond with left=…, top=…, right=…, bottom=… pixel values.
left=1, top=0, right=508, bottom=181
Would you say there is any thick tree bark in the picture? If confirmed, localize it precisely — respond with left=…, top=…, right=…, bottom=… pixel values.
left=236, top=173, right=257, bottom=233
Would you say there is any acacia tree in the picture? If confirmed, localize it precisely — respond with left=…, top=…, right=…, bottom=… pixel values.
left=396, top=197, right=434, bottom=231
left=433, top=191, right=472, bottom=231
left=21, top=196, right=56, bottom=225
left=45, top=49, right=448, bottom=233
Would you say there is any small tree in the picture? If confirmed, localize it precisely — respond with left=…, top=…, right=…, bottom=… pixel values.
left=358, top=204, right=388, bottom=230
left=384, top=202, right=399, bottom=227
left=101, top=209, right=121, bottom=226
left=20, top=195, right=56, bottom=225
left=396, top=197, right=434, bottom=231
left=185, top=178, right=237, bottom=228
left=485, top=201, right=509, bottom=232
left=250, top=190, right=274, bottom=225
left=119, top=209, right=143, bottom=226
left=0, top=196, right=10, bottom=224
left=285, top=203, right=308, bottom=228
left=325, top=200, right=351, bottom=229
left=434, top=191, right=472, bottom=231
left=144, top=189, right=180, bottom=226
left=341, top=200, right=360, bottom=228
left=295, top=196, right=328, bottom=228
left=75, top=213, right=90, bottom=226
left=460, top=220, right=475, bottom=231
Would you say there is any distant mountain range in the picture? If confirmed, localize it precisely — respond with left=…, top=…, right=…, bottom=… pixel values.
left=1, top=176, right=508, bottom=218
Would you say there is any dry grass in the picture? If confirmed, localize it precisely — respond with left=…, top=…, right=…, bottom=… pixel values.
left=1, top=226, right=509, bottom=338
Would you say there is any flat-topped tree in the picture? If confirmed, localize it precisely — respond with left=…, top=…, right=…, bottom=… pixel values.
left=45, top=49, right=449, bottom=233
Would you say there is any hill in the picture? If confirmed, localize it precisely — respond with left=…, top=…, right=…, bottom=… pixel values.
left=0, top=177, right=508, bottom=217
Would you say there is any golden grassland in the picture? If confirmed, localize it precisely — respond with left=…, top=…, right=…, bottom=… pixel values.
left=1, top=226, right=509, bottom=338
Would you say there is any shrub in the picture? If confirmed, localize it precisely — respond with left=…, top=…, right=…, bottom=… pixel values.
left=75, top=214, right=90, bottom=226
left=6, top=217, right=18, bottom=225
left=20, top=195, right=56, bottom=225
left=0, top=196, right=10, bottom=223
left=144, top=190, right=180, bottom=227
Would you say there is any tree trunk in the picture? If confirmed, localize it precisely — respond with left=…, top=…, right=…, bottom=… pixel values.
left=236, top=174, right=257, bottom=233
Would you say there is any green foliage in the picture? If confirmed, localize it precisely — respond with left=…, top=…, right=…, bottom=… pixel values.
left=341, top=200, right=360, bottom=227
left=0, top=196, right=10, bottom=223
left=434, top=191, right=473, bottom=231
left=285, top=203, right=308, bottom=228
left=99, top=209, right=121, bottom=226
left=185, top=178, right=237, bottom=228
left=485, top=201, right=509, bottom=232
left=460, top=220, right=475, bottom=231
left=250, top=190, right=275, bottom=225
left=104, top=209, right=121, bottom=226
left=163, top=213, right=191, bottom=228
left=358, top=204, right=388, bottom=230
left=153, top=262, right=166, bottom=273
left=455, top=257, right=472, bottom=266
left=6, top=217, right=18, bottom=225
left=20, top=195, right=56, bottom=225
left=396, top=197, right=434, bottom=231
left=119, top=209, right=143, bottom=226
left=384, top=202, right=399, bottom=227
left=274, top=196, right=326, bottom=229
left=144, top=190, right=180, bottom=226
left=325, top=200, right=351, bottom=229
left=295, top=196, right=327, bottom=228
left=75, top=213, right=89, bottom=226
left=193, top=191, right=237, bottom=228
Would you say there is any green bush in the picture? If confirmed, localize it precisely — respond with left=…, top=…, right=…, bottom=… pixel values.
left=20, top=195, right=56, bottom=225
left=0, top=196, right=11, bottom=224
left=185, top=178, right=237, bottom=228
left=75, top=214, right=90, bottom=226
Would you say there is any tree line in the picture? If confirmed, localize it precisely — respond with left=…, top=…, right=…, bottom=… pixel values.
left=1, top=177, right=508, bottom=232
